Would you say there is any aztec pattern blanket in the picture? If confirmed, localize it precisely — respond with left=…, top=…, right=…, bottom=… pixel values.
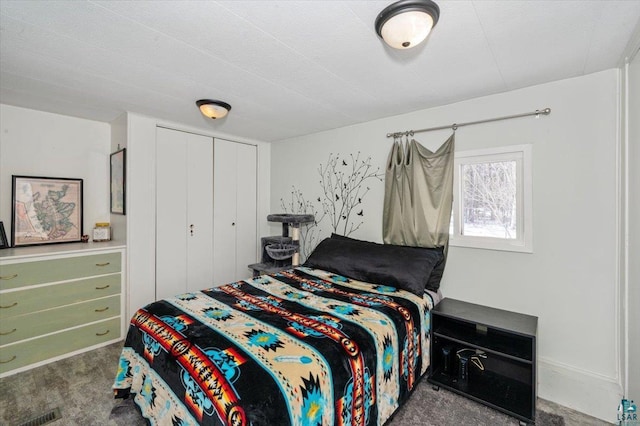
left=113, top=267, right=435, bottom=426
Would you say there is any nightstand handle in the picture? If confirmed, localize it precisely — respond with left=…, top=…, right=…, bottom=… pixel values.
left=96, top=330, right=110, bottom=336
left=0, top=355, right=16, bottom=364
left=0, top=274, right=18, bottom=280
left=0, top=328, right=16, bottom=335
left=95, top=262, right=110, bottom=267
left=94, top=307, right=109, bottom=313
left=95, top=285, right=110, bottom=290
left=0, top=302, right=17, bottom=309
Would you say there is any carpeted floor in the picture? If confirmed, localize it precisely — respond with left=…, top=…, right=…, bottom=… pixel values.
left=0, top=342, right=608, bottom=426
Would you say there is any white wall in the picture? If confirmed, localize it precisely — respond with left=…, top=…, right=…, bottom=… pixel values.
left=109, top=113, right=127, bottom=243
left=625, top=50, right=640, bottom=401
left=271, top=70, right=622, bottom=421
left=0, top=104, right=111, bottom=238
left=122, top=113, right=157, bottom=321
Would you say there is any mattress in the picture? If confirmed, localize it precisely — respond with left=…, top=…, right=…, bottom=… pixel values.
left=113, top=267, right=438, bottom=425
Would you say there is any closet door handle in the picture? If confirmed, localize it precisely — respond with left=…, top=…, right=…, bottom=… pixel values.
left=95, top=285, right=110, bottom=290
left=95, top=262, right=110, bottom=267
left=0, top=302, right=17, bottom=309
left=0, top=274, right=18, bottom=280
left=94, top=307, right=109, bottom=313
left=96, top=330, right=110, bottom=336
left=0, top=328, right=16, bottom=336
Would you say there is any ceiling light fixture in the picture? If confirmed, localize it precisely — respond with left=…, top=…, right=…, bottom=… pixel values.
left=375, top=0, right=440, bottom=49
left=196, top=99, right=232, bottom=119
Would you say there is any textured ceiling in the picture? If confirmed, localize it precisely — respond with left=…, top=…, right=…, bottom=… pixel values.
left=1, top=1, right=639, bottom=142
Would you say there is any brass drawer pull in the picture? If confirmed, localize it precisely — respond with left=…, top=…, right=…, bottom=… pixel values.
left=0, top=274, right=18, bottom=280
left=96, top=330, right=110, bottom=336
left=0, top=355, right=16, bottom=364
left=0, top=302, right=17, bottom=309
left=0, top=328, right=16, bottom=336
left=95, top=285, right=110, bottom=290
left=95, top=307, right=109, bottom=313
left=95, top=262, right=111, bottom=267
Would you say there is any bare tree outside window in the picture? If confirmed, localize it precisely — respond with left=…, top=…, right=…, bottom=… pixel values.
left=461, top=161, right=517, bottom=239
left=450, top=145, right=531, bottom=252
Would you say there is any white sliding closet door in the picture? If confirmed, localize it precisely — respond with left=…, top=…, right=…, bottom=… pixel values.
left=213, top=139, right=257, bottom=284
left=235, top=142, right=257, bottom=279
left=186, top=135, right=214, bottom=291
left=156, top=128, right=188, bottom=299
left=156, top=127, right=213, bottom=300
left=213, top=139, right=237, bottom=284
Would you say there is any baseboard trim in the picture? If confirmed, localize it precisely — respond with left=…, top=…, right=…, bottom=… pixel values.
left=538, top=357, right=622, bottom=423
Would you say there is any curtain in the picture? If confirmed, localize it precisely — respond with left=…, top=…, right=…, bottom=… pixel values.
left=383, top=134, right=455, bottom=248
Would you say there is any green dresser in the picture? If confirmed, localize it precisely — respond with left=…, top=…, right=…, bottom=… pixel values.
left=0, top=244, right=125, bottom=376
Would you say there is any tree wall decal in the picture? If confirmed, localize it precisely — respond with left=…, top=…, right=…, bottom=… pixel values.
left=281, top=152, right=382, bottom=261
left=318, top=152, right=383, bottom=236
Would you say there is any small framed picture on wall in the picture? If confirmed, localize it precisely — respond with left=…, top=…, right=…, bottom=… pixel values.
left=0, top=221, right=9, bottom=249
left=110, top=148, right=126, bottom=215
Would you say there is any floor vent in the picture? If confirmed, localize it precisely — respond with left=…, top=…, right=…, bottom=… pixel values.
left=17, top=407, right=62, bottom=426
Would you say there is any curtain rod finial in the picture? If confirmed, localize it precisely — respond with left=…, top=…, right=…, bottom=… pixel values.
left=535, top=108, right=551, bottom=118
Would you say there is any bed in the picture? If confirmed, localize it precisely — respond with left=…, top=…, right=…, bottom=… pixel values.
left=113, top=236, right=445, bottom=426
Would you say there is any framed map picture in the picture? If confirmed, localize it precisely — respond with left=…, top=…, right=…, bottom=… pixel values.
left=110, top=148, right=126, bottom=214
left=11, top=175, right=83, bottom=247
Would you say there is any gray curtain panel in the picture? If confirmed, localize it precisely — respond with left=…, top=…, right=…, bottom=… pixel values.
left=383, top=134, right=455, bottom=248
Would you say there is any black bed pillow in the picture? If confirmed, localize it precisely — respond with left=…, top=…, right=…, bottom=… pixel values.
left=304, top=235, right=444, bottom=296
left=330, top=233, right=446, bottom=293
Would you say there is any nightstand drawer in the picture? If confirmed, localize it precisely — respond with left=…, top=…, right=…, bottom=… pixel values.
left=0, top=274, right=120, bottom=319
left=0, top=252, right=121, bottom=291
left=0, top=317, right=120, bottom=374
left=0, top=295, right=120, bottom=345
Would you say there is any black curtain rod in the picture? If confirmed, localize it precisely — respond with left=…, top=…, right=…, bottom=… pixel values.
left=386, top=107, right=551, bottom=138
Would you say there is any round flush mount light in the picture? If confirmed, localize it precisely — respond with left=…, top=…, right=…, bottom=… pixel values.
left=196, top=99, right=232, bottom=119
left=375, top=0, right=440, bottom=49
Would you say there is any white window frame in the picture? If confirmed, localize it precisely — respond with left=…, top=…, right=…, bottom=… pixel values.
left=450, top=144, right=533, bottom=253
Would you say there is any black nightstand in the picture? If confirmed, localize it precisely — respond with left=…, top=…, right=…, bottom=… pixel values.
left=428, top=298, right=538, bottom=425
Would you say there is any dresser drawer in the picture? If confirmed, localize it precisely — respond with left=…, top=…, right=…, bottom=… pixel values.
left=0, top=317, right=120, bottom=374
left=0, top=295, right=120, bottom=345
left=0, top=274, right=120, bottom=319
left=0, top=252, right=121, bottom=291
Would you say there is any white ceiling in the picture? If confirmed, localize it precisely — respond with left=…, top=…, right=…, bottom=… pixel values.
left=1, top=1, right=639, bottom=142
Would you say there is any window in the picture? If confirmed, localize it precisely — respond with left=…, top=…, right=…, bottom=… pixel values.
left=450, top=145, right=532, bottom=252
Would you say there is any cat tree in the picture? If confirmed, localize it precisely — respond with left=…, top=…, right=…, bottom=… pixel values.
left=248, top=214, right=314, bottom=276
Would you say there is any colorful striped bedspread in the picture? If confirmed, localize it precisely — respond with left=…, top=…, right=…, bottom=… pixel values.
left=113, top=267, right=435, bottom=426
